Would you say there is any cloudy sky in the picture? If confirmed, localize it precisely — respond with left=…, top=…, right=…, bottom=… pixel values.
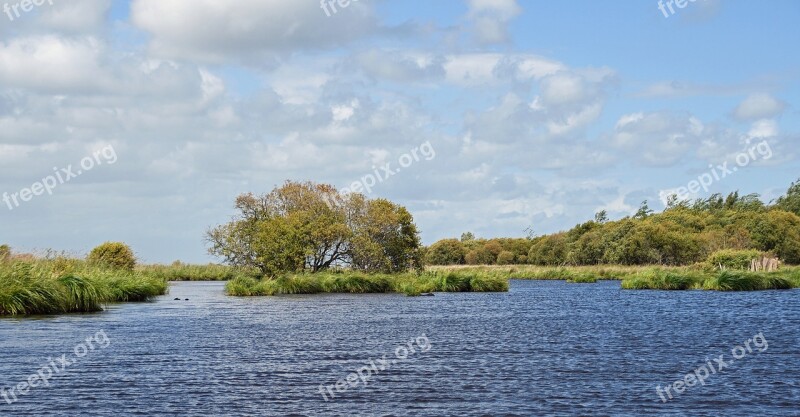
left=0, top=0, right=798, bottom=263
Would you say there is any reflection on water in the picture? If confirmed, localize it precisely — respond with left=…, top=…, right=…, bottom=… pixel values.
left=1, top=280, right=798, bottom=416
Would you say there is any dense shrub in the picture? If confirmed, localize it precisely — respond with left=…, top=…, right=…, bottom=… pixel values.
left=465, top=247, right=494, bottom=265
left=425, top=239, right=466, bottom=265
left=706, top=249, right=763, bottom=270
left=496, top=251, right=515, bottom=265
left=426, top=182, right=800, bottom=267
left=528, top=234, right=568, bottom=266
left=87, top=242, right=136, bottom=270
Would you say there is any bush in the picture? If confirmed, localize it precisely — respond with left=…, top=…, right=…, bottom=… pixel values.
left=87, top=242, right=136, bottom=271
left=425, top=239, right=465, bottom=265
left=0, top=245, right=10, bottom=262
left=706, top=249, right=762, bottom=270
left=465, top=247, right=494, bottom=265
left=497, top=251, right=515, bottom=265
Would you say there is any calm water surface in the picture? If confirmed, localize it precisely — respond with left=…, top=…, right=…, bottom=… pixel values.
left=1, top=280, right=798, bottom=416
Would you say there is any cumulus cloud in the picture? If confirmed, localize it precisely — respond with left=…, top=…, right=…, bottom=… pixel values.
left=130, top=0, right=380, bottom=63
left=357, top=50, right=445, bottom=84
left=732, top=93, right=787, bottom=121
left=465, top=0, right=522, bottom=44
left=0, top=36, right=110, bottom=93
left=609, top=111, right=705, bottom=166
left=0, top=1, right=796, bottom=262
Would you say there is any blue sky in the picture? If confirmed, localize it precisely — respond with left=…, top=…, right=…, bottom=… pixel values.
left=0, top=0, right=798, bottom=263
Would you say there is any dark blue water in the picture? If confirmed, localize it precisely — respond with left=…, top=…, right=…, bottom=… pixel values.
left=1, top=280, right=798, bottom=416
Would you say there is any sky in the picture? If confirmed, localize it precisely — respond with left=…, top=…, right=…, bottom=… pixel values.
left=0, top=0, right=798, bottom=264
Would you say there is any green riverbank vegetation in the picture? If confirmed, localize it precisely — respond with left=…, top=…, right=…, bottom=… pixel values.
left=226, top=270, right=509, bottom=297
left=424, top=179, right=800, bottom=268
left=430, top=261, right=800, bottom=291
left=208, top=181, right=508, bottom=296
left=0, top=243, right=168, bottom=316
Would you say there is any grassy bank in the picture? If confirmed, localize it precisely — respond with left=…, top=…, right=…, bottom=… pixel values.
left=226, top=270, right=510, bottom=297
left=429, top=264, right=800, bottom=291
left=0, top=259, right=168, bottom=316
left=621, top=269, right=799, bottom=291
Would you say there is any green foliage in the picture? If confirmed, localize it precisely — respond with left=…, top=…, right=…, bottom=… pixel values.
left=465, top=246, right=494, bottom=265
left=0, top=244, right=10, bottom=262
left=496, top=251, right=515, bottom=265
left=425, top=239, right=465, bottom=265
left=706, top=249, right=763, bottom=270
left=528, top=234, right=568, bottom=266
left=775, top=178, right=800, bottom=216
left=1, top=258, right=167, bottom=316
left=208, top=181, right=422, bottom=275
left=427, top=181, right=800, bottom=267
left=746, top=210, right=800, bottom=264
left=619, top=269, right=703, bottom=290
left=87, top=242, right=136, bottom=271
left=703, top=271, right=792, bottom=291
left=225, top=270, right=509, bottom=297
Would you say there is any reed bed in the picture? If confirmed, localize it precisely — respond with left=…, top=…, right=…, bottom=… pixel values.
left=226, top=270, right=509, bottom=297
left=432, top=264, right=800, bottom=292
left=0, top=259, right=168, bottom=316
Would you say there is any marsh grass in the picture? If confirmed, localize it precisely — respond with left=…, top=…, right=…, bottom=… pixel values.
left=0, top=259, right=168, bottom=316
left=432, top=264, right=800, bottom=292
left=703, top=271, right=792, bottom=291
left=225, top=270, right=509, bottom=297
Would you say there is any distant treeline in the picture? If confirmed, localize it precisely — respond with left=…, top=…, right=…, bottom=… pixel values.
left=424, top=179, right=800, bottom=266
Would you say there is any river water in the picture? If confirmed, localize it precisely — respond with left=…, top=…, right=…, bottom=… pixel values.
left=1, top=280, right=798, bottom=416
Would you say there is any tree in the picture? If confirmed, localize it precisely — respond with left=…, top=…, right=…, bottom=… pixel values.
left=465, top=247, right=495, bottom=265
left=747, top=210, right=800, bottom=264
left=634, top=200, right=653, bottom=220
left=350, top=199, right=423, bottom=273
left=594, top=210, right=608, bottom=224
left=425, top=239, right=465, bottom=265
left=0, top=244, right=10, bottom=262
left=775, top=178, right=800, bottom=216
left=207, top=181, right=422, bottom=276
left=497, top=251, right=515, bottom=265
left=460, top=232, right=475, bottom=242
left=528, top=234, right=568, bottom=266
left=87, top=242, right=136, bottom=270
left=484, top=241, right=503, bottom=258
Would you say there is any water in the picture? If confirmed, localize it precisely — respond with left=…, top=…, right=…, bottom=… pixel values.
left=1, top=280, right=798, bottom=416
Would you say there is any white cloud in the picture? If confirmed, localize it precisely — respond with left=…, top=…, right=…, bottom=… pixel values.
left=466, top=0, right=522, bottom=44
left=732, top=93, right=786, bottom=121
left=609, top=112, right=706, bottom=166
left=0, top=36, right=109, bottom=93
left=130, top=0, right=380, bottom=63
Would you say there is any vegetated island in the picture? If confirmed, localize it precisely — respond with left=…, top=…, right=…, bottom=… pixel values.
left=2, top=179, right=799, bottom=316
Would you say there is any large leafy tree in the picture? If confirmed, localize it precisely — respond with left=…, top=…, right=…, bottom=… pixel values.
left=425, top=239, right=466, bottom=265
left=775, top=178, right=800, bottom=216
left=207, top=181, right=422, bottom=276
